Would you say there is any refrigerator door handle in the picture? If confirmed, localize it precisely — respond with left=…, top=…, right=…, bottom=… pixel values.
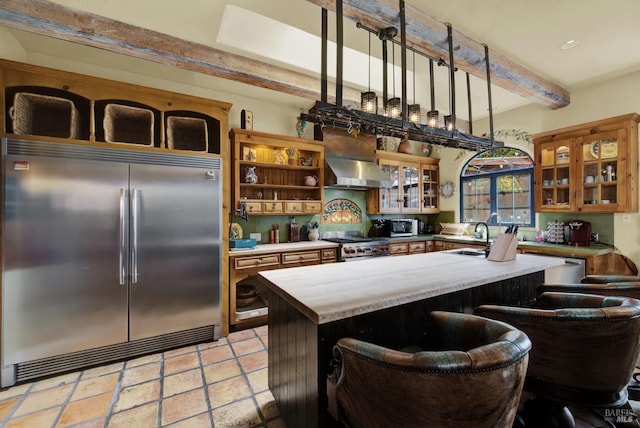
left=119, top=189, right=130, bottom=285
left=131, top=188, right=141, bottom=284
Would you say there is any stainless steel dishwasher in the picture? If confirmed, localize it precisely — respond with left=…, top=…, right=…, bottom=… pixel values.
left=543, top=257, right=586, bottom=283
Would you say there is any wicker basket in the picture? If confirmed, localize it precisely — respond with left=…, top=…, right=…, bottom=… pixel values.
left=103, top=103, right=154, bottom=146
left=166, top=116, right=208, bottom=151
left=10, top=92, right=80, bottom=139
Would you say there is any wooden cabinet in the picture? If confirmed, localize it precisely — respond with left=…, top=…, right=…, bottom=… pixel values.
left=441, top=241, right=486, bottom=251
left=229, top=245, right=337, bottom=330
left=389, top=242, right=411, bottom=255
left=231, top=129, right=325, bottom=216
left=518, top=248, right=635, bottom=276
left=1, top=60, right=230, bottom=154
left=420, top=161, right=440, bottom=213
left=367, top=150, right=440, bottom=214
left=533, top=114, right=639, bottom=213
left=389, top=240, right=428, bottom=256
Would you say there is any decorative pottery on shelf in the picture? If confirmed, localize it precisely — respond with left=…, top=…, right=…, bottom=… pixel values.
left=285, top=148, right=298, bottom=165
left=304, top=175, right=318, bottom=186
left=397, top=134, right=412, bottom=154
left=308, top=228, right=319, bottom=241
left=296, top=117, right=307, bottom=138
left=244, top=166, right=258, bottom=183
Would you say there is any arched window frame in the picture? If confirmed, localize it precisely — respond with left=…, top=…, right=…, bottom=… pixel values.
left=460, top=147, right=535, bottom=227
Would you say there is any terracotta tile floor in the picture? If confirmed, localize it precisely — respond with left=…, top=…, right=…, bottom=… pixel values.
left=0, top=325, right=284, bottom=428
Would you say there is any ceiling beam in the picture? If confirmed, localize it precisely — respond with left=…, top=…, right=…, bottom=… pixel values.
left=306, top=0, right=570, bottom=110
left=0, top=0, right=364, bottom=108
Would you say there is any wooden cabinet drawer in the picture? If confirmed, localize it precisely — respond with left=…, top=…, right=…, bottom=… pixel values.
left=303, top=201, right=322, bottom=213
left=389, top=242, right=409, bottom=255
left=234, top=254, right=280, bottom=270
left=282, top=250, right=321, bottom=265
left=285, top=201, right=303, bottom=213
left=263, top=201, right=284, bottom=214
left=245, top=202, right=263, bottom=214
left=408, top=241, right=426, bottom=253
left=321, top=248, right=337, bottom=263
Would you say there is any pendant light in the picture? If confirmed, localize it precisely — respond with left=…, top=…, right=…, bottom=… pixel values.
left=386, top=41, right=401, bottom=118
left=408, top=50, right=421, bottom=124
left=444, top=114, right=453, bottom=131
left=360, top=30, right=378, bottom=114
left=427, top=58, right=439, bottom=127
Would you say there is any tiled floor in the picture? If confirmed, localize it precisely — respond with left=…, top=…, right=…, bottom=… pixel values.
left=2, top=324, right=639, bottom=428
left=0, top=326, right=283, bottom=428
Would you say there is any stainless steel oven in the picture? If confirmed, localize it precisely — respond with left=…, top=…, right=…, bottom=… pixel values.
left=321, top=232, right=390, bottom=262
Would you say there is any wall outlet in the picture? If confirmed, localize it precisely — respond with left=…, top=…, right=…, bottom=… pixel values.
left=250, top=232, right=261, bottom=242
left=590, top=233, right=599, bottom=243
left=622, top=214, right=632, bottom=224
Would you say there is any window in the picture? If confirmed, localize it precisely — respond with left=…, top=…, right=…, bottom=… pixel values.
left=461, top=147, right=534, bottom=227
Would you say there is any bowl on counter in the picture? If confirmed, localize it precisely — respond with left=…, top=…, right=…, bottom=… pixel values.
left=439, top=222, right=470, bottom=236
left=237, top=283, right=259, bottom=307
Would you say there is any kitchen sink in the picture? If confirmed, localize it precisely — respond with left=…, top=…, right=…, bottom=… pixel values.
left=447, top=248, right=487, bottom=257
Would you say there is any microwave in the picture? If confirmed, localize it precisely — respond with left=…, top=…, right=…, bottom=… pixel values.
left=385, top=219, right=413, bottom=237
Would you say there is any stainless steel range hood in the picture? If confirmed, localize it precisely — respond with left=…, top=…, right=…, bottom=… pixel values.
left=324, top=156, right=391, bottom=189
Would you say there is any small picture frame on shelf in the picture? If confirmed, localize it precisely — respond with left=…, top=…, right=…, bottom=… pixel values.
left=243, top=147, right=256, bottom=162
left=241, top=109, right=253, bottom=130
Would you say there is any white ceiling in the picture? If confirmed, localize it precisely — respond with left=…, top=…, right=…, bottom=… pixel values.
left=4, top=0, right=640, bottom=121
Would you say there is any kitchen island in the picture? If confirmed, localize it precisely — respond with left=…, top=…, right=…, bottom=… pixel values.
left=256, top=251, right=563, bottom=428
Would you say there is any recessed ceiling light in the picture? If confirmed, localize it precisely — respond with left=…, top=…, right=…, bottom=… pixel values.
left=560, top=39, right=581, bottom=50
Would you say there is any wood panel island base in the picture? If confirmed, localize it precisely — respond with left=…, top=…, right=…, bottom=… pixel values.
left=256, top=251, right=564, bottom=428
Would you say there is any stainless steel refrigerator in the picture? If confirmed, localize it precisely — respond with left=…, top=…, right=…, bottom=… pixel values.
left=1, top=138, right=222, bottom=386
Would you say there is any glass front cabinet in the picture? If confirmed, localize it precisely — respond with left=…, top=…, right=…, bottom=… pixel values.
left=533, top=114, right=639, bottom=213
left=367, top=151, right=439, bottom=214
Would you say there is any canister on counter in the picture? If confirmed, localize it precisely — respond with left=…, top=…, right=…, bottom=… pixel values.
left=289, top=218, right=300, bottom=242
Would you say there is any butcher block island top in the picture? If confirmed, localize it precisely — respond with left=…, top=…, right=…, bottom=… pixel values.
left=259, top=251, right=564, bottom=324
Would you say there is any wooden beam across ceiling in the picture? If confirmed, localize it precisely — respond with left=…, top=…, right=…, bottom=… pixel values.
left=0, top=0, right=362, bottom=107
left=0, top=0, right=569, bottom=112
left=307, top=0, right=570, bottom=110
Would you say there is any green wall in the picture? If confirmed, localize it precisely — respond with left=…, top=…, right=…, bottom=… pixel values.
left=231, top=188, right=456, bottom=243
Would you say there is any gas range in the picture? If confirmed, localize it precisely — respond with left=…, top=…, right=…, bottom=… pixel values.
left=321, top=232, right=390, bottom=262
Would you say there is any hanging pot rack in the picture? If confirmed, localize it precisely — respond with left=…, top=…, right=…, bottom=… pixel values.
left=301, top=0, right=502, bottom=153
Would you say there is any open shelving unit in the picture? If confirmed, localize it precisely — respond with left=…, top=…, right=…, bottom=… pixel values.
left=231, top=128, right=325, bottom=215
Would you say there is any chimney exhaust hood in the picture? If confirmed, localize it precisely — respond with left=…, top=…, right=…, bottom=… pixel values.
left=324, top=156, right=391, bottom=189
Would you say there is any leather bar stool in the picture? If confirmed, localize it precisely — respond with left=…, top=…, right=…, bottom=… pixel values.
left=476, top=292, right=640, bottom=428
left=582, top=274, right=640, bottom=284
left=326, top=311, right=532, bottom=428
left=538, top=281, right=640, bottom=403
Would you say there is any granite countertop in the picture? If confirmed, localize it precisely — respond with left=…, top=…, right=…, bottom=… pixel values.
left=228, top=240, right=339, bottom=257
left=229, top=234, right=612, bottom=258
left=258, top=252, right=563, bottom=325
left=386, top=234, right=614, bottom=257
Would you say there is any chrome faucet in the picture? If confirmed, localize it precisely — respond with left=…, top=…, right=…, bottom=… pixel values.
left=474, top=222, right=490, bottom=258
left=487, top=212, right=502, bottom=230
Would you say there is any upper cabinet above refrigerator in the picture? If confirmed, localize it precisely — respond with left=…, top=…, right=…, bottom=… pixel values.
left=533, top=113, right=639, bottom=213
left=1, top=59, right=231, bottom=155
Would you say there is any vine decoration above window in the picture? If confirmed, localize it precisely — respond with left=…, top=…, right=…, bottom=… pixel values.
left=493, top=129, right=533, bottom=146
left=456, top=129, right=532, bottom=161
